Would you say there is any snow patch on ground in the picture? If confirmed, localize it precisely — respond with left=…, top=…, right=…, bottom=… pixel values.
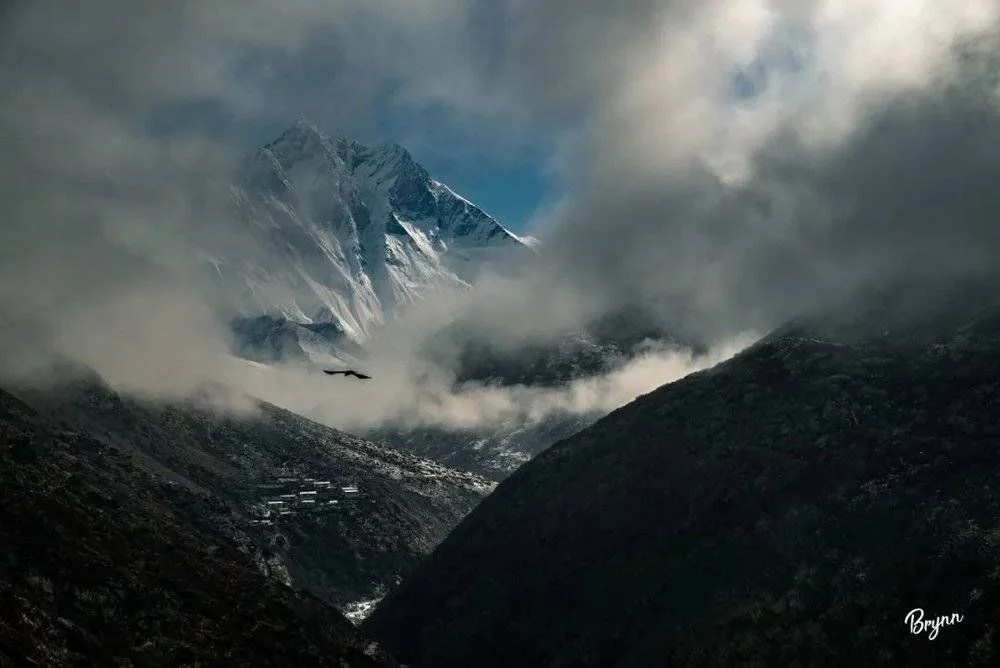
left=342, top=596, right=384, bottom=625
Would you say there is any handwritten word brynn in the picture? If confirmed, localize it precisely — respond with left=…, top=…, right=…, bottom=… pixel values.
left=904, top=608, right=964, bottom=640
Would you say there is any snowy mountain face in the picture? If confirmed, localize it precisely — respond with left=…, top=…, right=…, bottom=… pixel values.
left=216, top=120, right=531, bottom=347
left=229, top=314, right=367, bottom=369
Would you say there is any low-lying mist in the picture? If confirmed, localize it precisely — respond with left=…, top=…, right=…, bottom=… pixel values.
left=214, top=331, right=758, bottom=434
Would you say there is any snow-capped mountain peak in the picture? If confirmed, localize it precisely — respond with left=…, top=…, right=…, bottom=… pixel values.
left=215, top=120, right=531, bottom=353
left=262, top=119, right=342, bottom=170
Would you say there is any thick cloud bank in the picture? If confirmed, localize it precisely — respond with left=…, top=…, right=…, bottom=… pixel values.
left=1, top=1, right=998, bottom=430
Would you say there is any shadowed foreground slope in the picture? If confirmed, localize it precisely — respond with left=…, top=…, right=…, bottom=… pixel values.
left=366, top=287, right=1000, bottom=667
left=0, top=388, right=397, bottom=667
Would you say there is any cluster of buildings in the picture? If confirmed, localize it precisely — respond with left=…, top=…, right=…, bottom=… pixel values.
left=248, top=476, right=362, bottom=525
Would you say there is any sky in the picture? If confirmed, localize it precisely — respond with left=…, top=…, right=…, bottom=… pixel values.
left=405, top=145, right=551, bottom=234
left=150, top=98, right=554, bottom=233
left=3, top=0, right=1000, bottom=431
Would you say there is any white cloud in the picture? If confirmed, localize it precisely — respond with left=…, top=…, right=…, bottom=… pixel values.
left=2, top=0, right=999, bottom=437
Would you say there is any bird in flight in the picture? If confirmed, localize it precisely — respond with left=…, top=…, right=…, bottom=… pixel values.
left=323, top=369, right=372, bottom=380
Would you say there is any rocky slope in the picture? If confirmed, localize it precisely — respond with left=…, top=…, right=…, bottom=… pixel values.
left=366, top=283, right=1000, bottom=667
left=229, top=314, right=366, bottom=367
left=369, top=410, right=595, bottom=482
left=0, top=387, right=397, bottom=667
left=9, top=365, right=493, bottom=617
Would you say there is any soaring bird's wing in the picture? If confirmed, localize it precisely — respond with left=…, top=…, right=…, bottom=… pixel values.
left=323, top=369, right=372, bottom=379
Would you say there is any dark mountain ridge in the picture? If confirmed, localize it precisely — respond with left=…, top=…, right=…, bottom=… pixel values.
left=366, top=281, right=1000, bottom=667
